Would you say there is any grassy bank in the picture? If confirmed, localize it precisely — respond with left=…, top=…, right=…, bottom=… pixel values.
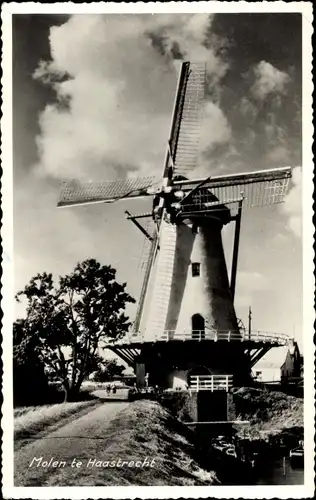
left=14, top=400, right=100, bottom=442
left=233, top=387, right=303, bottom=438
left=42, top=400, right=219, bottom=486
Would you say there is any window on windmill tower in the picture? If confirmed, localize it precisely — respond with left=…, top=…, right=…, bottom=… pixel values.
left=192, top=262, right=200, bottom=277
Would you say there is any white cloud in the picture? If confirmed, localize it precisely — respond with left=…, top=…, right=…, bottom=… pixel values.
left=251, top=61, right=291, bottom=100
left=263, top=116, right=292, bottom=165
left=239, top=97, right=258, bottom=122
left=281, top=166, right=302, bottom=237
left=33, top=14, right=229, bottom=181
left=200, top=102, right=232, bottom=152
left=190, top=101, right=233, bottom=177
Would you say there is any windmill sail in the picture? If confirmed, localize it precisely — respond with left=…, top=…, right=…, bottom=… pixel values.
left=133, top=229, right=159, bottom=333
left=58, top=176, right=158, bottom=207
left=175, top=166, right=292, bottom=211
left=172, top=64, right=205, bottom=176
left=137, top=219, right=155, bottom=272
left=163, top=62, right=206, bottom=177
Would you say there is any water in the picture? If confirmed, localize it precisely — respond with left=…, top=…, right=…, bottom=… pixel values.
left=203, top=445, right=304, bottom=485
left=195, top=427, right=304, bottom=485
left=255, top=457, right=304, bottom=485
left=216, top=455, right=304, bottom=485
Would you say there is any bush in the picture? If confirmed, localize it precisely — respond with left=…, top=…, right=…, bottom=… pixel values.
left=13, top=360, right=53, bottom=407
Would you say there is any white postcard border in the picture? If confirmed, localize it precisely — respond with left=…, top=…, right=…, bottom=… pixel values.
left=1, top=2, right=314, bottom=499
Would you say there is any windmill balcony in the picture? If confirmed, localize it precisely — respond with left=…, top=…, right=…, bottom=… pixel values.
left=117, top=329, right=291, bottom=345
left=189, top=374, right=233, bottom=392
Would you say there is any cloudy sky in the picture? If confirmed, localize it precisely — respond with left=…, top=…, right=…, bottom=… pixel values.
left=13, top=13, right=303, bottom=351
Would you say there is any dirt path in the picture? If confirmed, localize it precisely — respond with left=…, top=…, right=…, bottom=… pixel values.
left=14, top=402, right=128, bottom=486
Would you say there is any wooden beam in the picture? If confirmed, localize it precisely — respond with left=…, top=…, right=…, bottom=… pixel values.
left=250, top=346, right=271, bottom=367
left=125, top=212, right=152, bottom=219
left=162, top=62, right=190, bottom=180
left=125, top=211, right=153, bottom=242
left=230, top=197, right=243, bottom=302
left=108, top=347, right=135, bottom=367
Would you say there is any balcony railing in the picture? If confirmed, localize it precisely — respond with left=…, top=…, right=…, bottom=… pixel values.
left=189, top=374, right=233, bottom=392
left=161, top=330, right=242, bottom=341
left=115, top=329, right=291, bottom=346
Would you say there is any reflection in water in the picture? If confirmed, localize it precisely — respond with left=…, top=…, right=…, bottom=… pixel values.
left=196, top=427, right=304, bottom=486
left=255, top=457, right=304, bottom=485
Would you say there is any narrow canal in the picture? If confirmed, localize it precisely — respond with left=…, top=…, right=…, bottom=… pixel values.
left=210, top=452, right=304, bottom=485
left=194, top=427, right=304, bottom=485
left=254, top=457, right=304, bottom=485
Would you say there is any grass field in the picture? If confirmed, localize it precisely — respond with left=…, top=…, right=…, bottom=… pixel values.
left=14, top=400, right=100, bottom=441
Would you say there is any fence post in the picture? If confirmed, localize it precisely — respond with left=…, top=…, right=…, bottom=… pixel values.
left=211, top=376, right=214, bottom=392
left=226, top=376, right=229, bottom=392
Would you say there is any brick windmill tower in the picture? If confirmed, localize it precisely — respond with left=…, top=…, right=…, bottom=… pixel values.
left=58, top=62, right=293, bottom=395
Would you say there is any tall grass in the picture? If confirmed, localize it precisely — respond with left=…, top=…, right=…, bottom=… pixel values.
left=15, top=400, right=99, bottom=441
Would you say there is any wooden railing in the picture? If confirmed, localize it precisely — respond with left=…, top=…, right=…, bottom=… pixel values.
left=117, top=329, right=291, bottom=345
left=160, top=330, right=242, bottom=341
left=189, top=375, right=233, bottom=392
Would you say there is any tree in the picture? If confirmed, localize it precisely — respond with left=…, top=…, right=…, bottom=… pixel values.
left=14, top=259, right=135, bottom=400
left=92, top=358, right=126, bottom=382
left=13, top=319, right=51, bottom=406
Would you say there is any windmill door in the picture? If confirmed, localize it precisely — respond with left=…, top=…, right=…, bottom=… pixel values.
left=192, top=314, right=205, bottom=340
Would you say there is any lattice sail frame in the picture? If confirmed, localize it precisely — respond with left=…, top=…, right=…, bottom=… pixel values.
left=175, top=167, right=292, bottom=211
left=171, top=63, right=206, bottom=177
left=58, top=176, right=158, bottom=207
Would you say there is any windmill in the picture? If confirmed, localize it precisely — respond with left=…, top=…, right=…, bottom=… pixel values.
left=58, top=62, right=293, bottom=393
